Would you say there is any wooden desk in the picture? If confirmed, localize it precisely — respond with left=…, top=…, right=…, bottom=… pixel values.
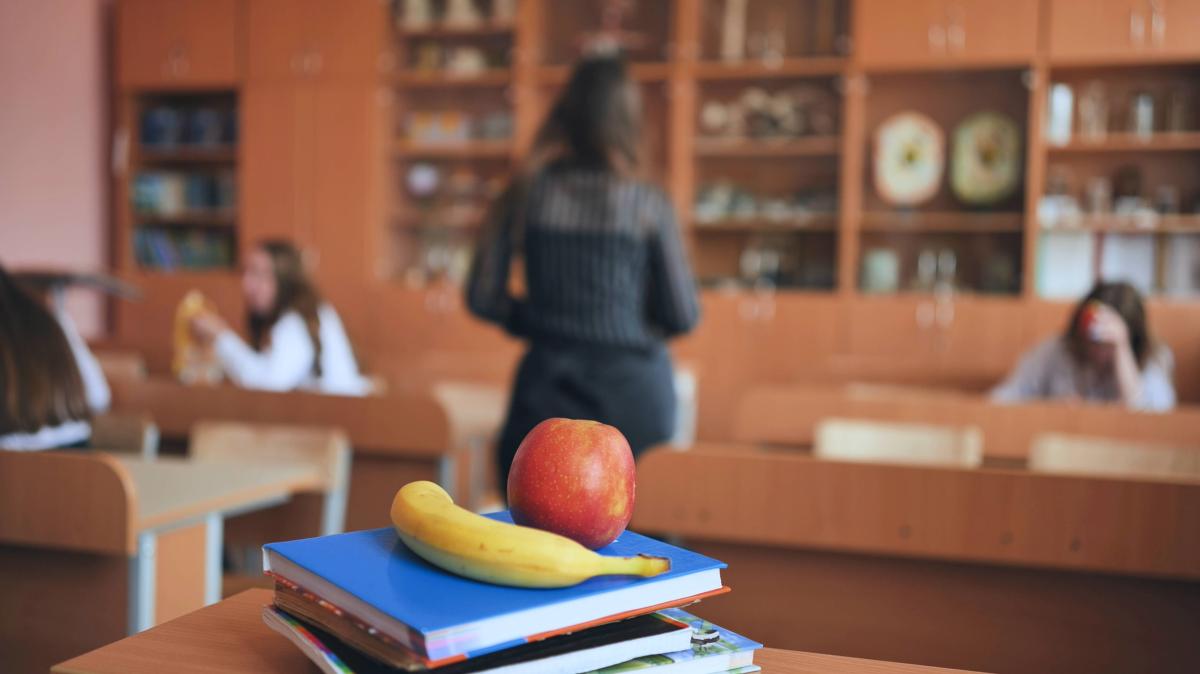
left=54, top=589, right=985, bottom=674
left=633, top=446, right=1200, bottom=674
left=735, top=384, right=1200, bottom=460
left=108, top=377, right=470, bottom=528
left=0, top=452, right=322, bottom=673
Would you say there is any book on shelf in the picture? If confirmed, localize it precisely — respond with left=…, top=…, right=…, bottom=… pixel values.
left=262, top=512, right=727, bottom=664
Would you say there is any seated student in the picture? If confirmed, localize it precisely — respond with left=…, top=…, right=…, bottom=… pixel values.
left=188, top=240, right=369, bottom=396
left=992, top=281, right=1175, bottom=411
left=0, top=266, right=111, bottom=450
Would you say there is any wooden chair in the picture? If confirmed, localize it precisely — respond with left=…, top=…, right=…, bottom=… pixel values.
left=0, top=451, right=137, bottom=673
left=90, top=413, right=160, bottom=458
left=1030, top=433, right=1200, bottom=482
left=189, top=421, right=350, bottom=576
left=94, top=350, right=147, bottom=383
left=814, top=417, right=984, bottom=468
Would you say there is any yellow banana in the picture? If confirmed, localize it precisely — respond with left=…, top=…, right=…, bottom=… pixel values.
left=390, top=481, right=670, bottom=588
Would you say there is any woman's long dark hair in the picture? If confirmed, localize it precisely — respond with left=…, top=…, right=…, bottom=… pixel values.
left=527, top=54, right=643, bottom=176
left=247, top=241, right=324, bottom=376
left=1065, top=281, right=1153, bottom=369
left=0, top=266, right=90, bottom=434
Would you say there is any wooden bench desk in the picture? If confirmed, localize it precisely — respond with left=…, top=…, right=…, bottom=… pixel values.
left=53, top=589, right=987, bottom=674
left=107, top=377, right=478, bottom=528
left=633, top=446, right=1200, bottom=674
left=734, top=384, right=1200, bottom=460
left=0, top=452, right=321, bottom=673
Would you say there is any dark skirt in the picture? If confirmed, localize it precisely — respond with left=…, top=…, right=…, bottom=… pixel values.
left=495, top=338, right=677, bottom=492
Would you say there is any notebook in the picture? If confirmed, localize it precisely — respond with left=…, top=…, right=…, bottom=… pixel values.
left=581, top=609, right=762, bottom=674
left=263, top=512, right=727, bottom=662
left=263, top=606, right=757, bottom=674
left=264, top=605, right=695, bottom=674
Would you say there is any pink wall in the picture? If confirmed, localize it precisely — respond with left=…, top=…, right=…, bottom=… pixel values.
left=0, top=0, right=110, bottom=336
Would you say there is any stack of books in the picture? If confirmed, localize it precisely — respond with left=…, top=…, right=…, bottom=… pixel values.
left=262, top=512, right=762, bottom=674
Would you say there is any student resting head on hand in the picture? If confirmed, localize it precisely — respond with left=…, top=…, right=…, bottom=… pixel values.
left=0, top=265, right=111, bottom=450
left=992, top=281, right=1175, bottom=412
left=188, top=240, right=369, bottom=396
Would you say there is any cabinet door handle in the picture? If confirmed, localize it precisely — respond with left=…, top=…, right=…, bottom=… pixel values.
left=1149, top=1, right=1166, bottom=47
left=1129, top=9, right=1146, bottom=46
left=928, top=23, right=947, bottom=53
left=946, top=6, right=966, bottom=53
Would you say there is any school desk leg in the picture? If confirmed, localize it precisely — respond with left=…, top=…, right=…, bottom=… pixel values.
left=129, top=533, right=156, bottom=634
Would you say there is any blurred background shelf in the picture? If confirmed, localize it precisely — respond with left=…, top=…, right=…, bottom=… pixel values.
left=395, top=23, right=515, bottom=39
left=1046, top=132, right=1200, bottom=153
left=692, top=215, right=839, bottom=232
left=394, top=139, right=513, bottom=159
left=694, top=136, right=841, bottom=157
left=135, top=212, right=237, bottom=228
left=694, top=57, right=847, bottom=80
left=139, top=146, right=237, bottom=163
left=394, top=70, right=512, bottom=87
left=860, top=212, right=1025, bottom=233
left=1041, top=214, right=1200, bottom=234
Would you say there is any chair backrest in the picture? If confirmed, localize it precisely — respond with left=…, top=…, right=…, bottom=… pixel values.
left=815, top=417, right=985, bottom=468
left=189, top=421, right=350, bottom=535
left=1030, top=433, right=1200, bottom=482
left=94, top=350, right=147, bottom=383
left=90, top=413, right=160, bottom=458
left=0, top=450, right=135, bottom=555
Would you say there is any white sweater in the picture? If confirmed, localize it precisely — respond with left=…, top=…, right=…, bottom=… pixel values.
left=214, top=304, right=369, bottom=396
left=0, top=307, right=111, bottom=450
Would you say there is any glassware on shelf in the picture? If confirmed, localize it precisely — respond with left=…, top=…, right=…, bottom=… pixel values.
left=720, top=0, right=748, bottom=62
left=936, top=249, right=957, bottom=290
left=1129, top=91, right=1155, bottom=138
left=861, top=248, right=900, bottom=293
left=1166, top=88, right=1193, bottom=133
left=1084, top=176, right=1113, bottom=214
left=1077, top=81, right=1109, bottom=141
left=1046, top=83, right=1073, bottom=146
left=915, top=249, right=938, bottom=291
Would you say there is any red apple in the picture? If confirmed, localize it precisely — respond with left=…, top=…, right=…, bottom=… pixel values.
left=507, top=418, right=636, bottom=550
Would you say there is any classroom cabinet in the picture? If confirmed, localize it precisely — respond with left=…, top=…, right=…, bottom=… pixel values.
left=1049, top=0, right=1200, bottom=62
left=855, top=0, right=1040, bottom=68
left=246, top=0, right=390, bottom=82
left=241, top=81, right=380, bottom=286
left=117, top=0, right=240, bottom=89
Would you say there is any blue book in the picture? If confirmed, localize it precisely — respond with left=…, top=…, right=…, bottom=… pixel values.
left=263, top=513, right=726, bottom=664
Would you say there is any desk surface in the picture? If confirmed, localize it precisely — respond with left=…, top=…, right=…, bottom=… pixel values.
left=119, top=456, right=322, bottom=532
left=54, top=589, right=985, bottom=674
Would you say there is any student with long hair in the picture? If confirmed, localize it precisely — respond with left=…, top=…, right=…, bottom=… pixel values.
left=0, top=265, right=111, bottom=450
left=992, top=281, right=1175, bottom=411
left=467, top=54, right=700, bottom=489
left=189, top=240, right=368, bottom=396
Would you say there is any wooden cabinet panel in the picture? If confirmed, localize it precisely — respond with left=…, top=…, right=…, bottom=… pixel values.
left=954, top=0, right=1039, bottom=64
left=1159, top=0, right=1200, bottom=59
left=855, top=0, right=945, bottom=67
left=306, top=0, right=389, bottom=80
left=245, top=0, right=308, bottom=81
left=935, top=298, right=1027, bottom=382
left=857, top=0, right=1037, bottom=68
left=843, top=297, right=937, bottom=360
left=241, top=85, right=304, bottom=256
left=246, top=0, right=386, bottom=82
left=117, top=0, right=239, bottom=89
left=310, top=83, right=375, bottom=287
left=1049, top=0, right=1142, bottom=62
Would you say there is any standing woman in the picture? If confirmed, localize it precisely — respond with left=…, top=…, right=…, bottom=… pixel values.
left=467, top=55, right=700, bottom=489
left=0, top=266, right=111, bottom=450
left=189, top=240, right=369, bottom=396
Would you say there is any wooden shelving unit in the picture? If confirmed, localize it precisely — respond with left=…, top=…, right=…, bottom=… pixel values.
left=395, top=23, right=516, bottom=39
left=134, top=211, right=238, bottom=229
left=694, top=136, right=841, bottom=157
left=1047, top=132, right=1200, bottom=154
left=139, top=146, right=237, bottom=163
left=1041, top=214, right=1200, bottom=234
left=393, top=139, right=514, bottom=159
left=692, top=215, right=839, bottom=232
left=694, top=57, right=847, bottom=80
left=861, top=212, right=1026, bottom=234
left=393, top=70, right=512, bottom=87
